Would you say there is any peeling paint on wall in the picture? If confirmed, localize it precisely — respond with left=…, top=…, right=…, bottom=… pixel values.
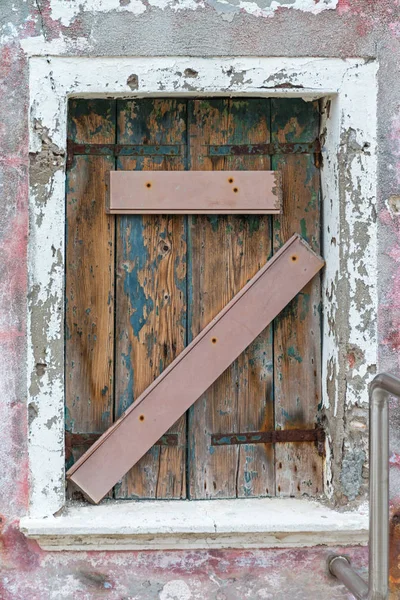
left=47, top=0, right=338, bottom=26
left=1, top=0, right=400, bottom=595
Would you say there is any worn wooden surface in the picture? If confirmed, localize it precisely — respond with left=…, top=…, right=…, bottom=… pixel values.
left=107, top=170, right=282, bottom=214
left=187, top=99, right=275, bottom=499
left=68, top=235, right=324, bottom=504
left=271, top=99, right=323, bottom=497
left=65, top=99, right=116, bottom=497
left=66, top=97, right=322, bottom=501
left=114, top=99, right=187, bottom=498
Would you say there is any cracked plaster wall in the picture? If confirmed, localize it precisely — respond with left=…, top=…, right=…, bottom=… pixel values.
left=1, top=0, right=400, bottom=597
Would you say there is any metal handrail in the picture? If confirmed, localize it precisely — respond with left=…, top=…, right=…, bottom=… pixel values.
left=328, top=373, right=400, bottom=600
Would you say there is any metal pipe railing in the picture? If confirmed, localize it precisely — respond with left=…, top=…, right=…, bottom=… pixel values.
left=328, top=373, right=400, bottom=600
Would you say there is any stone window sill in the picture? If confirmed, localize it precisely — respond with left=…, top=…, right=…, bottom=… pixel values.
left=20, top=498, right=368, bottom=551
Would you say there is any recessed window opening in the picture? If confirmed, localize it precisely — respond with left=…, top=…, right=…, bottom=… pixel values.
left=65, top=97, right=322, bottom=502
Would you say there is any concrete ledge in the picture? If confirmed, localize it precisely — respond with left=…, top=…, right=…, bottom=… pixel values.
left=20, top=498, right=369, bottom=551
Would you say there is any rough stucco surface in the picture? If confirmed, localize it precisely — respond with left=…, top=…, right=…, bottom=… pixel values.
left=1, top=0, right=400, bottom=597
left=0, top=545, right=368, bottom=599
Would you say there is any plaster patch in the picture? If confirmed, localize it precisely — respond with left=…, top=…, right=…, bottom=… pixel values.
left=127, top=73, right=139, bottom=90
left=387, top=195, right=400, bottom=216
left=257, top=591, right=273, bottom=599
left=21, top=33, right=92, bottom=56
left=340, top=449, right=366, bottom=501
left=391, top=112, right=400, bottom=186
left=0, top=21, right=18, bottom=45
left=159, top=580, right=192, bottom=600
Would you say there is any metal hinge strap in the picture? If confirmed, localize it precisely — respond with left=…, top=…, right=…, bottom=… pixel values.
left=211, top=427, right=325, bottom=456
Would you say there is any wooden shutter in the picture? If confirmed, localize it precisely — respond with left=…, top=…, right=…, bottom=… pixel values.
left=187, top=98, right=275, bottom=498
left=271, top=99, right=323, bottom=496
left=115, top=99, right=188, bottom=499
left=65, top=99, right=115, bottom=498
left=65, top=97, right=323, bottom=502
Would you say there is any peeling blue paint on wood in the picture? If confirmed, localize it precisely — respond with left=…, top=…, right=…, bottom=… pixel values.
left=66, top=97, right=321, bottom=501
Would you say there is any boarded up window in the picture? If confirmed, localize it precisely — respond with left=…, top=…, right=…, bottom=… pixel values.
left=65, top=98, right=322, bottom=500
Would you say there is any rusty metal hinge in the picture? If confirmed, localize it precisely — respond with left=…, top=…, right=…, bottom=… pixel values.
left=66, top=141, right=182, bottom=169
left=207, top=140, right=321, bottom=157
left=211, top=427, right=325, bottom=457
left=65, top=431, right=178, bottom=454
left=66, top=139, right=322, bottom=170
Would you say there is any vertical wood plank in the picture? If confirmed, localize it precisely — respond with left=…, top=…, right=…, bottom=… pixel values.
left=65, top=99, right=115, bottom=495
left=271, top=99, right=323, bottom=497
left=188, top=98, right=274, bottom=499
left=115, top=99, right=187, bottom=499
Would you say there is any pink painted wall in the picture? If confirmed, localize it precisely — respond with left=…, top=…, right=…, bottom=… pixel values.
left=1, top=0, right=400, bottom=597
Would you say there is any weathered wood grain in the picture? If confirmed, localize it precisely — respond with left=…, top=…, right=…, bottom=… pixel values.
left=188, top=98, right=275, bottom=499
left=65, top=99, right=116, bottom=497
left=67, top=235, right=324, bottom=504
left=114, top=99, right=187, bottom=498
left=65, top=97, right=322, bottom=503
left=271, top=98, right=323, bottom=497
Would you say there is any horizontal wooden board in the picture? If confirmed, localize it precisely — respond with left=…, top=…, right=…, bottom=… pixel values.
left=67, top=234, right=324, bottom=504
left=107, top=170, right=282, bottom=214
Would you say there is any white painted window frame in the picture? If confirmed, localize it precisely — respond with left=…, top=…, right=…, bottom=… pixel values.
left=23, top=56, right=377, bottom=550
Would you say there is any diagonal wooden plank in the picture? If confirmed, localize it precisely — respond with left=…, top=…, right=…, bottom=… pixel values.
left=67, top=234, right=324, bottom=504
left=107, top=170, right=282, bottom=214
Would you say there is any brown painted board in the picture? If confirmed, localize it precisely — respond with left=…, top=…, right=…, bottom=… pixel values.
left=114, top=99, right=188, bottom=499
left=271, top=99, right=323, bottom=497
left=67, top=234, right=324, bottom=504
left=65, top=99, right=115, bottom=499
left=187, top=98, right=275, bottom=499
left=107, top=170, right=282, bottom=214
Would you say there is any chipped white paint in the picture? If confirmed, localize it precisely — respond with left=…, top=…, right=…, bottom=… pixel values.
left=340, top=64, right=378, bottom=407
left=319, top=62, right=378, bottom=416
left=20, top=498, right=368, bottom=550
left=47, top=0, right=337, bottom=27
left=160, top=580, right=192, bottom=600
left=0, top=21, right=18, bottom=45
left=320, top=95, right=341, bottom=418
left=28, top=168, right=66, bottom=515
left=49, top=0, right=145, bottom=26
left=222, top=0, right=337, bottom=20
left=323, top=432, right=334, bottom=499
left=21, top=34, right=92, bottom=56
left=27, top=56, right=378, bottom=522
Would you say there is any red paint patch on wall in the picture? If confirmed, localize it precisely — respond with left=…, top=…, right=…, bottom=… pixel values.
left=32, top=0, right=63, bottom=41
left=337, top=0, right=350, bottom=13
left=380, top=208, right=400, bottom=369
left=347, top=351, right=356, bottom=369
left=390, top=453, right=400, bottom=467
left=336, top=0, right=400, bottom=38
left=390, top=512, right=400, bottom=592
left=0, top=523, right=42, bottom=571
left=384, top=329, right=400, bottom=352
